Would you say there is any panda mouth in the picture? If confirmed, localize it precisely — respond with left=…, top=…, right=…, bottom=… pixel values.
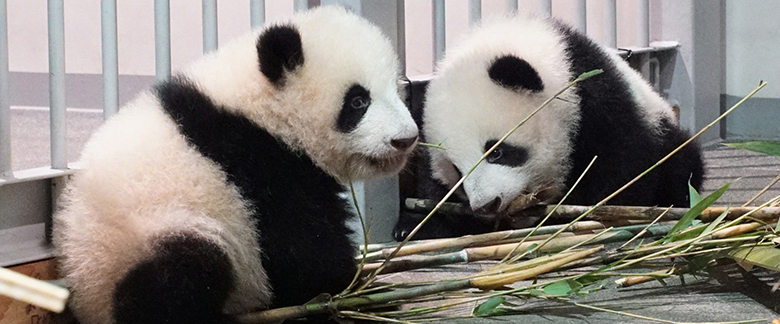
left=364, top=152, right=410, bottom=172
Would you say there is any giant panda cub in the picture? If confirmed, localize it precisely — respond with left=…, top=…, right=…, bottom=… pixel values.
left=394, top=15, right=703, bottom=240
left=53, top=6, right=418, bottom=324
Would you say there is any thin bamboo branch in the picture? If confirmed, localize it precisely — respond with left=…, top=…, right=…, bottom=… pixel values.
left=360, top=70, right=605, bottom=290
left=619, top=206, right=673, bottom=249
left=470, top=247, right=602, bottom=289
left=744, top=172, right=780, bottom=207
left=404, top=200, right=780, bottom=224
left=500, top=156, right=598, bottom=263
left=363, top=221, right=610, bottom=262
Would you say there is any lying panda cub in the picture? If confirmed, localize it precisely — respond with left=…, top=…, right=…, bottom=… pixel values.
left=394, top=15, right=704, bottom=241
left=53, top=6, right=418, bottom=324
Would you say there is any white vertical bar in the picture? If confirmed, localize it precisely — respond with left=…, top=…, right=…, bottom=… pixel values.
left=101, top=0, right=118, bottom=120
left=638, top=0, right=649, bottom=47
left=0, top=0, right=10, bottom=175
left=154, top=0, right=171, bottom=81
left=48, top=0, right=67, bottom=169
left=539, top=0, right=551, bottom=16
left=574, top=0, right=587, bottom=33
left=250, top=0, right=265, bottom=28
left=469, top=0, right=481, bottom=27
left=294, top=0, right=308, bottom=12
left=605, top=0, right=616, bottom=48
left=433, top=0, right=445, bottom=64
left=507, top=0, right=518, bottom=13
left=202, top=0, right=218, bottom=53
left=396, top=0, right=406, bottom=73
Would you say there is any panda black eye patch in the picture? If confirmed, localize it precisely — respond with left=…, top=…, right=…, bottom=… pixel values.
left=337, top=84, right=371, bottom=133
left=484, top=140, right=528, bottom=167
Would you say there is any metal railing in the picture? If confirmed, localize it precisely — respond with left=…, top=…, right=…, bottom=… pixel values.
left=0, top=0, right=672, bottom=264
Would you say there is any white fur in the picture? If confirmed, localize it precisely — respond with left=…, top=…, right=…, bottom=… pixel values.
left=187, top=6, right=417, bottom=183
left=53, top=6, right=416, bottom=324
left=607, top=49, right=677, bottom=130
left=425, top=15, right=579, bottom=212
left=53, top=94, right=271, bottom=323
left=425, top=15, right=677, bottom=213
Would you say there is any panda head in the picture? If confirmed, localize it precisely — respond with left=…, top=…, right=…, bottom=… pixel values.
left=185, top=6, right=418, bottom=183
left=423, top=16, right=580, bottom=216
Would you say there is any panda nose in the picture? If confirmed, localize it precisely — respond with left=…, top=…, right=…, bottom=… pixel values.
left=473, top=197, right=502, bottom=215
left=391, top=135, right=418, bottom=151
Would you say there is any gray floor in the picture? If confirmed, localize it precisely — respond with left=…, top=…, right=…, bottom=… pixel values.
left=701, top=144, right=780, bottom=207
left=379, top=143, right=780, bottom=323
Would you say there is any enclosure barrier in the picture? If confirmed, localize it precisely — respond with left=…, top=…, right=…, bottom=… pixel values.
left=0, top=0, right=672, bottom=266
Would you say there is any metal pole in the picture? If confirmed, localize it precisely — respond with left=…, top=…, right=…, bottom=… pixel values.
left=605, top=0, right=616, bottom=48
left=202, top=0, right=218, bottom=53
left=638, top=0, right=649, bottom=47
left=101, top=0, right=118, bottom=120
left=154, top=0, right=171, bottom=81
left=539, top=0, right=551, bottom=16
left=574, top=0, right=587, bottom=33
left=433, top=0, right=445, bottom=64
left=469, top=0, right=481, bottom=27
left=294, top=0, right=308, bottom=12
left=250, top=0, right=265, bottom=28
left=507, top=0, right=518, bottom=13
left=48, top=0, right=67, bottom=169
left=0, top=0, right=10, bottom=175
left=397, top=0, right=406, bottom=73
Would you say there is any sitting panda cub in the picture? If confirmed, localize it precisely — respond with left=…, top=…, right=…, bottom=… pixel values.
left=53, top=6, right=418, bottom=324
left=394, top=15, right=704, bottom=240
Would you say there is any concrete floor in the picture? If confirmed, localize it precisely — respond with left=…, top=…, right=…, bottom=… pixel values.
left=701, top=144, right=780, bottom=207
left=379, top=143, right=780, bottom=323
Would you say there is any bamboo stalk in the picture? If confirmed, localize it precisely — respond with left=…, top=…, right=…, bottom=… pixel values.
left=364, top=223, right=674, bottom=275
left=0, top=267, right=70, bottom=313
left=615, top=268, right=677, bottom=287
left=404, top=199, right=780, bottom=224
left=364, top=221, right=617, bottom=262
left=362, top=71, right=606, bottom=290
left=470, top=247, right=602, bottom=289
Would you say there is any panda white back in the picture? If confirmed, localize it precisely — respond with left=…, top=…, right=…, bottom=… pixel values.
left=53, top=6, right=417, bottom=324
left=397, top=14, right=703, bottom=240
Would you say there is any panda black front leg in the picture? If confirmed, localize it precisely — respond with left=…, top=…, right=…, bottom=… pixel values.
left=53, top=6, right=418, bottom=324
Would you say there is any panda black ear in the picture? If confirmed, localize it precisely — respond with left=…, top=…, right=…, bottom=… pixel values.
left=257, top=24, right=304, bottom=86
left=488, top=55, right=544, bottom=92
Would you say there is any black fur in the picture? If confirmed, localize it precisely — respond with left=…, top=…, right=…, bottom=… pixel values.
left=393, top=21, right=705, bottom=241
left=113, top=233, right=236, bottom=324
left=337, top=84, right=371, bottom=132
left=151, top=77, right=356, bottom=312
left=554, top=21, right=704, bottom=207
left=258, top=25, right=304, bottom=86
left=488, top=55, right=544, bottom=92
left=484, top=139, right=529, bottom=167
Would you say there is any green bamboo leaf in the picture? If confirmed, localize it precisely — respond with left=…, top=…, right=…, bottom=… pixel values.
left=688, top=179, right=702, bottom=208
left=473, top=296, right=506, bottom=317
left=662, top=182, right=732, bottom=243
left=575, top=69, right=604, bottom=82
left=726, top=141, right=780, bottom=157
left=728, top=246, right=780, bottom=272
left=671, top=223, right=707, bottom=242
left=543, top=279, right=582, bottom=296
left=699, top=207, right=730, bottom=238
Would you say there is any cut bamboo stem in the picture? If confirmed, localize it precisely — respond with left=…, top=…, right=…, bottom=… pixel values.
left=363, top=223, right=675, bottom=275
left=0, top=267, right=70, bottom=313
left=403, top=199, right=780, bottom=224
left=364, top=221, right=612, bottom=262
left=470, top=247, right=602, bottom=289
